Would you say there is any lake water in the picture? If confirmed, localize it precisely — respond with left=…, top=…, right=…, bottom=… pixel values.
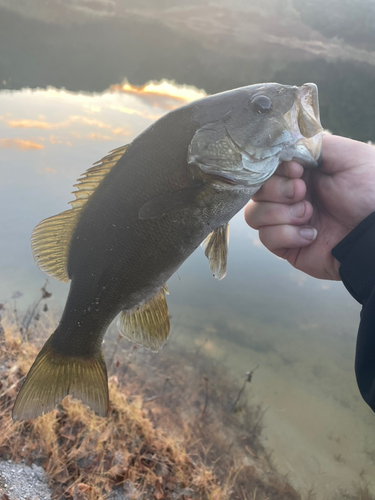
left=1, top=4, right=375, bottom=499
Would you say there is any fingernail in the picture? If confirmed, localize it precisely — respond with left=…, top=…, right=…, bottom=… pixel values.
left=300, top=227, right=317, bottom=241
left=290, top=202, right=306, bottom=218
left=283, top=179, right=295, bottom=199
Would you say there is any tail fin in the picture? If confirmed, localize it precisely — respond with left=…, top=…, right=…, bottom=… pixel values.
left=12, top=335, right=109, bottom=421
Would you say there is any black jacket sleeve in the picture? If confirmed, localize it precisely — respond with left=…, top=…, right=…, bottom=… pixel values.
left=332, top=211, right=375, bottom=412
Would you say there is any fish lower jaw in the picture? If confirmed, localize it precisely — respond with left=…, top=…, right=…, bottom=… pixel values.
left=279, top=135, right=322, bottom=168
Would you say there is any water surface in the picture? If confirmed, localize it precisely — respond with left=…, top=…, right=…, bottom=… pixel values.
left=1, top=3, right=375, bottom=497
left=0, top=83, right=373, bottom=499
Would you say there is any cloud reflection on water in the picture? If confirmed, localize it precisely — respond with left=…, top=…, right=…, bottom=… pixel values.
left=0, top=80, right=206, bottom=161
left=109, top=80, right=207, bottom=110
left=0, top=138, right=45, bottom=150
left=0, top=79, right=206, bottom=306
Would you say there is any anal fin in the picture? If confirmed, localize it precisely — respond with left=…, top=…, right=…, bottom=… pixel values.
left=201, top=223, right=229, bottom=280
left=117, top=286, right=170, bottom=352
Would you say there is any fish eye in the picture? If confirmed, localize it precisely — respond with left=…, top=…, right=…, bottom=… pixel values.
left=250, top=95, right=272, bottom=114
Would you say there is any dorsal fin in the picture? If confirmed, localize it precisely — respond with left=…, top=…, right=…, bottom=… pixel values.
left=31, top=145, right=129, bottom=282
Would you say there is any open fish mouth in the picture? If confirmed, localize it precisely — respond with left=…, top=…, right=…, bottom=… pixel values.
left=222, top=83, right=323, bottom=184
left=280, top=83, right=323, bottom=168
left=187, top=82, right=323, bottom=188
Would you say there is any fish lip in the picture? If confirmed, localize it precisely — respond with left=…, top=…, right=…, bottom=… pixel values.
left=279, top=136, right=323, bottom=168
left=289, top=141, right=322, bottom=168
left=301, top=83, right=320, bottom=123
left=282, top=83, right=323, bottom=168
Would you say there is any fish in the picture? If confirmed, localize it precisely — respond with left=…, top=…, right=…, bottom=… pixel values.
left=12, top=82, right=323, bottom=421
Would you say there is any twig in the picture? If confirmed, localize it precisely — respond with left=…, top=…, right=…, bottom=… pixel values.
left=245, top=445, right=256, bottom=457
left=122, top=344, right=137, bottom=376
left=249, top=407, right=268, bottom=436
left=161, top=376, right=171, bottom=397
left=12, top=292, right=22, bottom=331
left=199, top=376, right=209, bottom=420
left=0, top=378, right=25, bottom=400
left=144, top=394, right=164, bottom=403
left=231, top=365, right=258, bottom=413
left=108, top=334, right=122, bottom=371
left=144, top=375, right=173, bottom=403
left=22, top=280, right=51, bottom=340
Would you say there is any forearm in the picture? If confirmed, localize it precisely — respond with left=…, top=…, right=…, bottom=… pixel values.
left=332, top=211, right=375, bottom=411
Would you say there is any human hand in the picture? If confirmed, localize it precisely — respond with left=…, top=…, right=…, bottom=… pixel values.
left=244, top=134, right=375, bottom=280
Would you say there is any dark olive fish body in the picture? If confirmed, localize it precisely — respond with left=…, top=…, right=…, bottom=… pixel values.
left=56, top=105, right=253, bottom=356
left=13, top=83, right=323, bottom=420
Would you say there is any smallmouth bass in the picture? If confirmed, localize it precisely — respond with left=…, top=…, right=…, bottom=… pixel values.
left=13, top=83, right=322, bottom=420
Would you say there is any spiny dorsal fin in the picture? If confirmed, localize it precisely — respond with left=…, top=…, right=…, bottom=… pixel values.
left=31, top=145, right=129, bottom=282
left=117, top=286, right=170, bottom=352
left=70, top=145, right=129, bottom=208
left=201, top=223, right=229, bottom=280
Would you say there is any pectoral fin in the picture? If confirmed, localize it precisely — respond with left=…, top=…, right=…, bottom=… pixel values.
left=138, top=185, right=205, bottom=220
left=117, top=286, right=170, bottom=352
left=201, top=223, right=229, bottom=280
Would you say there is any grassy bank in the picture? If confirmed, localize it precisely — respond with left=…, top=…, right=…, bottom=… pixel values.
left=0, top=293, right=303, bottom=500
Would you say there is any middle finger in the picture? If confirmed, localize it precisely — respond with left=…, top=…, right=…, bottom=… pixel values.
left=245, top=200, right=313, bottom=230
left=252, top=175, right=306, bottom=204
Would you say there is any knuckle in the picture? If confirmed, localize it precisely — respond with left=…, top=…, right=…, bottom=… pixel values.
left=244, top=204, right=258, bottom=229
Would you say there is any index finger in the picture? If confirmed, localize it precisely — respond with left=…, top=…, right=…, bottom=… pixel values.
left=276, top=161, right=304, bottom=179
left=252, top=160, right=305, bottom=204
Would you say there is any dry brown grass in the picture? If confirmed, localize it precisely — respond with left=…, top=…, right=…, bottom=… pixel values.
left=0, top=300, right=302, bottom=500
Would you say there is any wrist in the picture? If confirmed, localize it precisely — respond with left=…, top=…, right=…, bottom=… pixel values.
left=332, top=212, right=375, bottom=304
